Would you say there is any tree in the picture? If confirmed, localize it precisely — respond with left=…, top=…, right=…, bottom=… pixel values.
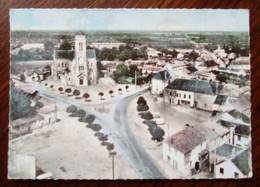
left=107, top=143, right=114, bottom=152
left=10, top=87, right=36, bottom=120
left=187, top=50, right=199, bottom=61
left=149, top=125, right=165, bottom=142
left=83, top=93, right=90, bottom=101
left=65, top=88, right=72, bottom=96
left=109, top=90, right=114, bottom=97
left=129, top=64, right=138, bottom=77
left=125, top=85, right=129, bottom=92
left=90, top=123, right=102, bottom=132
left=99, top=92, right=104, bottom=100
left=34, top=101, right=44, bottom=109
left=137, top=96, right=147, bottom=105
left=58, top=87, right=63, bottom=94
left=76, top=109, right=86, bottom=118
left=66, top=105, right=78, bottom=116
left=73, top=89, right=81, bottom=98
left=118, top=88, right=122, bottom=95
left=95, top=132, right=104, bottom=137
left=137, top=103, right=149, bottom=113
left=115, top=64, right=129, bottom=77
left=59, top=41, right=72, bottom=50
left=171, top=49, right=179, bottom=58
left=98, top=134, right=108, bottom=142
left=82, top=114, right=95, bottom=124
left=140, top=112, right=153, bottom=120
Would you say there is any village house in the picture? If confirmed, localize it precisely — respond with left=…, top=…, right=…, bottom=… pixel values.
left=217, top=120, right=251, bottom=148
left=163, top=125, right=207, bottom=176
left=9, top=105, right=57, bottom=139
left=210, top=144, right=251, bottom=178
left=151, top=70, right=171, bottom=95
left=9, top=114, right=44, bottom=139
left=164, top=78, right=223, bottom=111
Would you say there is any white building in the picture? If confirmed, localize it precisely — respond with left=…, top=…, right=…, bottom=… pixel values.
left=211, top=144, right=252, bottom=178
left=20, top=43, right=44, bottom=51
left=163, top=126, right=207, bottom=176
left=164, top=79, right=223, bottom=111
left=151, top=70, right=171, bottom=95
left=52, top=33, right=97, bottom=86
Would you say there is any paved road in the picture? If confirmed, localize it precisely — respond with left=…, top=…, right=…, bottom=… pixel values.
left=35, top=85, right=165, bottom=179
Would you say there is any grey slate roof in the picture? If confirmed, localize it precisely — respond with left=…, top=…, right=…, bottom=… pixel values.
left=228, top=109, right=250, bottom=124
left=234, top=125, right=250, bottom=137
left=218, top=120, right=239, bottom=129
left=231, top=149, right=251, bottom=175
left=166, top=78, right=222, bottom=95
left=214, top=95, right=228, bottom=105
left=215, top=144, right=251, bottom=176
left=87, top=49, right=96, bottom=59
left=166, top=126, right=206, bottom=154
left=152, top=70, right=171, bottom=80
left=215, top=143, right=242, bottom=157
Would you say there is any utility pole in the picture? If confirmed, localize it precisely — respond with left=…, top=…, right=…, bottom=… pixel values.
left=135, top=70, right=137, bottom=89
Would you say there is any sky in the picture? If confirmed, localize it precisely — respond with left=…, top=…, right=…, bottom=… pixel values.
left=10, top=9, right=249, bottom=32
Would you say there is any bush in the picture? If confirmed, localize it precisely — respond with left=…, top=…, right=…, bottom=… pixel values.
left=98, top=134, right=108, bottom=142
left=137, top=96, right=147, bottom=105
left=107, top=143, right=114, bottom=152
left=66, top=105, right=77, bottom=114
left=90, top=124, right=102, bottom=131
left=137, top=103, right=149, bottom=112
left=140, top=112, right=153, bottom=120
left=146, top=120, right=157, bottom=129
left=81, top=114, right=95, bottom=124
left=76, top=109, right=86, bottom=118
left=149, top=125, right=165, bottom=142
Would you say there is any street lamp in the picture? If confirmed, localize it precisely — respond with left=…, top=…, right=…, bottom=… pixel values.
left=109, top=151, right=117, bottom=179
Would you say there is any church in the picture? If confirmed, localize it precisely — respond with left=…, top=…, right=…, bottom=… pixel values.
left=51, top=33, right=98, bottom=86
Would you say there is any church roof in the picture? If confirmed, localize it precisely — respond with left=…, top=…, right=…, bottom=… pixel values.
left=55, top=49, right=96, bottom=60
left=87, top=49, right=96, bottom=59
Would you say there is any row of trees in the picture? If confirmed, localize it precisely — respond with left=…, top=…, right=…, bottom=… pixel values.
left=96, top=45, right=148, bottom=62
left=66, top=105, right=115, bottom=152
left=42, top=81, right=131, bottom=101
left=136, top=96, right=165, bottom=142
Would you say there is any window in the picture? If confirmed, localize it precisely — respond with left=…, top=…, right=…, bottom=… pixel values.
left=189, top=95, right=191, bottom=99
left=184, top=94, right=186, bottom=98
left=220, top=167, right=224, bottom=174
left=238, top=135, right=241, bottom=141
left=204, top=104, right=207, bottom=108
left=79, top=66, right=84, bottom=71
left=234, top=172, right=239, bottom=178
left=79, top=42, right=83, bottom=51
left=58, top=63, right=60, bottom=67
left=167, top=156, right=171, bottom=161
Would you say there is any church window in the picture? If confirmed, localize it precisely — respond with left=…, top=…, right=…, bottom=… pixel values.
left=79, top=42, right=83, bottom=51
